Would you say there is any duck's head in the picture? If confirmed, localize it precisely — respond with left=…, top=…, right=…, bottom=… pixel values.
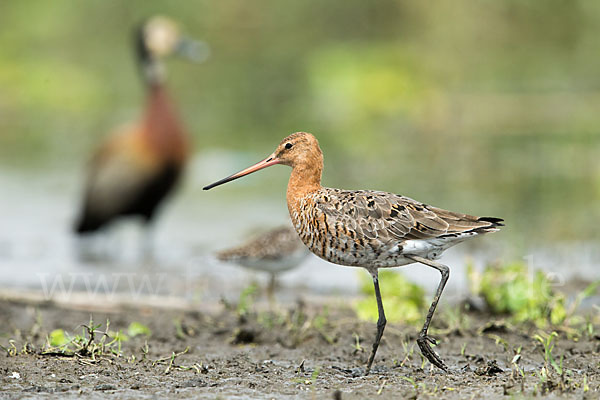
left=203, top=132, right=323, bottom=190
left=136, top=16, right=209, bottom=82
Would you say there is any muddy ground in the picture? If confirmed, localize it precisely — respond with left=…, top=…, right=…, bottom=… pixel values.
left=0, top=293, right=599, bottom=399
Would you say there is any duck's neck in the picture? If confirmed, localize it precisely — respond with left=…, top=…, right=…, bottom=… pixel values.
left=136, top=30, right=165, bottom=87
left=142, top=64, right=165, bottom=88
left=286, top=159, right=323, bottom=212
left=141, top=84, right=187, bottom=163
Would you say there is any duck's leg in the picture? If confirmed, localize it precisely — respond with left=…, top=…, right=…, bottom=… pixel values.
left=365, top=268, right=386, bottom=375
left=141, top=220, right=156, bottom=263
left=407, top=255, right=449, bottom=371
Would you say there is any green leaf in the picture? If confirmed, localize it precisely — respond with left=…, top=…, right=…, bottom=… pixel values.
left=237, top=283, right=258, bottom=316
left=355, top=270, right=425, bottom=324
left=472, top=261, right=571, bottom=327
left=111, top=330, right=129, bottom=342
left=550, top=296, right=567, bottom=325
left=581, top=281, right=600, bottom=299
left=127, top=322, right=151, bottom=338
left=48, top=329, right=70, bottom=347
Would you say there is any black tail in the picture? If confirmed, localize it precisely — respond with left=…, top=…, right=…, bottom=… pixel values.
left=477, top=216, right=504, bottom=227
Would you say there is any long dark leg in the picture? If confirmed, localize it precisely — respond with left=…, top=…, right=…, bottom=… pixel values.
left=365, top=269, right=386, bottom=375
left=406, top=255, right=449, bottom=371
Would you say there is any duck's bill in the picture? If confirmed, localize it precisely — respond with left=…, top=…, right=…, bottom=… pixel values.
left=203, top=155, right=280, bottom=190
left=175, top=37, right=210, bottom=63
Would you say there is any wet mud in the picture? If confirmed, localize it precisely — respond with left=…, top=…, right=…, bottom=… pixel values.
left=1, top=297, right=599, bottom=399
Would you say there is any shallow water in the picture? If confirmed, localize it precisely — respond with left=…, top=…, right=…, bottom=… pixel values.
left=1, top=153, right=598, bottom=306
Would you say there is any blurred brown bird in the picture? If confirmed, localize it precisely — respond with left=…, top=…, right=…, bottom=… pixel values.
left=75, top=17, right=203, bottom=235
left=215, top=226, right=310, bottom=299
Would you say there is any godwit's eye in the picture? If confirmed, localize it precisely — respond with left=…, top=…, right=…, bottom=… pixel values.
left=285, top=143, right=293, bottom=149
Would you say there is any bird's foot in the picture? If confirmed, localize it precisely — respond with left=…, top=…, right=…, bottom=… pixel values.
left=417, top=334, right=448, bottom=372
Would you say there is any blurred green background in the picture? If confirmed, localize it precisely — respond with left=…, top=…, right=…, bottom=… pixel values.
left=1, top=0, right=599, bottom=250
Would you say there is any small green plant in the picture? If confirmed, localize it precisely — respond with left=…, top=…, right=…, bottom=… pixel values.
left=312, top=307, right=335, bottom=344
left=173, top=318, right=186, bottom=340
left=237, top=283, right=259, bottom=317
left=398, top=338, right=414, bottom=367
left=401, top=376, right=437, bottom=397
left=257, top=311, right=276, bottom=330
left=42, top=317, right=129, bottom=360
left=277, top=303, right=311, bottom=348
left=307, top=367, right=320, bottom=385
left=355, top=270, right=425, bottom=324
left=0, top=340, right=18, bottom=356
left=48, top=329, right=70, bottom=347
left=127, top=322, right=151, bottom=337
left=106, top=329, right=129, bottom=355
left=151, top=347, right=191, bottom=375
left=534, top=331, right=561, bottom=374
left=400, top=376, right=419, bottom=398
left=468, top=261, right=571, bottom=327
left=487, top=334, right=509, bottom=352
left=140, top=341, right=149, bottom=361
left=533, top=331, right=574, bottom=393
left=510, top=345, right=525, bottom=381
left=293, top=366, right=320, bottom=386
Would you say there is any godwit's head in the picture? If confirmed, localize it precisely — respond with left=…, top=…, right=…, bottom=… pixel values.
left=203, top=132, right=323, bottom=190
left=272, top=132, right=323, bottom=168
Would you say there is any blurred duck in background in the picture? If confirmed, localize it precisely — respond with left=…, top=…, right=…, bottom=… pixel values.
left=74, top=16, right=207, bottom=257
left=216, top=226, right=310, bottom=301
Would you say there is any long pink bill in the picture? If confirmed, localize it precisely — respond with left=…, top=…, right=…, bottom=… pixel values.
left=203, top=156, right=280, bottom=190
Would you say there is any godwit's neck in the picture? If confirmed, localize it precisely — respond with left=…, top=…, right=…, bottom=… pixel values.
left=286, top=160, right=322, bottom=211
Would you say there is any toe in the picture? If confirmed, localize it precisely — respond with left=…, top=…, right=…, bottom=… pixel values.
left=417, top=338, right=448, bottom=371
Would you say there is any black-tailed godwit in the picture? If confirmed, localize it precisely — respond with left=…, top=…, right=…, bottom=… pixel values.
left=204, top=132, right=503, bottom=373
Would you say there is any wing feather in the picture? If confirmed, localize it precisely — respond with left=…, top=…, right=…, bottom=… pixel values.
left=314, top=188, right=500, bottom=244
